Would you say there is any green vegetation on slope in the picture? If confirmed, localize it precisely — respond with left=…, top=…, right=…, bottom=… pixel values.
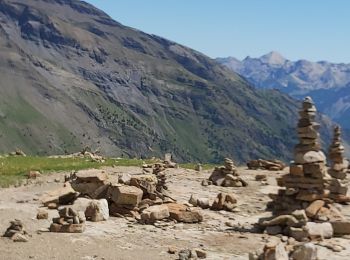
left=0, top=156, right=150, bottom=187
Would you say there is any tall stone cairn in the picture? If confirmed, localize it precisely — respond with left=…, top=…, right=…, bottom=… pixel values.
left=270, top=97, right=350, bottom=215
left=327, top=125, right=349, bottom=200
left=328, top=126, right=348, bottom=180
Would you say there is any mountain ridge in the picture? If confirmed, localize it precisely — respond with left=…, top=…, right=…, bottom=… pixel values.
left=0, top=0, right=337, bottom=163
left=217, top=52, right=350, bottom=128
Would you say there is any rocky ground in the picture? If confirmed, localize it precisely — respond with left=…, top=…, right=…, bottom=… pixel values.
left=1, top=166, right=350, bottom=260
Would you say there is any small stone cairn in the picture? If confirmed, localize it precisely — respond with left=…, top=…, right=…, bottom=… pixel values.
left=50, top=207, right=86, bottom=233
left=3, top=220, right=29, bottom=242
left=209, top=158, right=247, bottom=187
left=261, top=97, right=350, bottom=240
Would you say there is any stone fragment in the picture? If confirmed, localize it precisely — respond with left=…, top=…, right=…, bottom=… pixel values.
left=305, top=200, right=324, bottom=218
left=197, top=198, right=210, bottom=209
left=178, top=249, right=191, bottom=260
left=140, top=205, right=170, bottom=223
left=27, top=171, right=41, bottom=179
left=289, top=227, right=308, bottom=241
left=255, top=174, right=267, bottom=181
left=195, top=248, right=207, bottom=258
left=291, top=243, right=317, bottom=260
left=85, top=199, right=109, bottom=222
left=11, top=233, right=28, bottom=242
left=305, top=222, right=333, bottom=239
left=167, top=203, right=203, bottom=223
left=189, top=194, right=198, bottom=207
left=71, top=197, right=92, bottom=212
left=265, top=225, right=282, bottom=235
left=37, top=209, right=49, bottom=220
left=331, top=220, right=350, bottom=235
left=262, top=215, right=299, bottom=227
left=118, top=173, right=131, bottom=185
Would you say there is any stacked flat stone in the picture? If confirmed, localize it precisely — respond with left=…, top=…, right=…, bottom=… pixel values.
left=152, top=163, right=168, bottom=195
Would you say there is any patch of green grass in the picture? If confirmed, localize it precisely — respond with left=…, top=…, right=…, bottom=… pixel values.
left=180, top=163, right=217, bottom=171
left=0, top=156, right=159, bottom=188
left=0, top=156, right=115, bottom=188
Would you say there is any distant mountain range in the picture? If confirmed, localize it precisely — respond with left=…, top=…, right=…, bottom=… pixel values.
left=217, top=52, right=350, bottom=128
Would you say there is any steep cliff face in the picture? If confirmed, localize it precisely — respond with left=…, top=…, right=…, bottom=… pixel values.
left=0, top=0, right=314, bottom=163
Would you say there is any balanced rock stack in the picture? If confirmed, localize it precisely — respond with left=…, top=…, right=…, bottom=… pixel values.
left=50, top=207, right=86, bottom=233
left=3, top=220, right=29, bottom=242
left=327, top=126, right=350, bottom=202
left=328, top=126, right=349, bottom=180
left=262, top=97, right=350, bottom=240
left=209, top=158, right=247, bottom=187
left=272, top=97, right=329, bottom=214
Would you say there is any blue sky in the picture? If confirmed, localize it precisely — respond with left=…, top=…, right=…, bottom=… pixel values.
left=85, top=0, right=350, bottom=63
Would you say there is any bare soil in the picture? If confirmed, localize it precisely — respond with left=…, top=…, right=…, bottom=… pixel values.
left=1, top=166, right=350, bottom=260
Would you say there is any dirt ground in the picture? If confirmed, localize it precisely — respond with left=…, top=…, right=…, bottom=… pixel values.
left=1, top=166, right=350, bottom=260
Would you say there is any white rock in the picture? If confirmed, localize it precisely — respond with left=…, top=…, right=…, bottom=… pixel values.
left=305, top=222, right=333, bottom=239
left=85, top=199, right=109, bottom=222
left=291, top=243, right=317, bottom=260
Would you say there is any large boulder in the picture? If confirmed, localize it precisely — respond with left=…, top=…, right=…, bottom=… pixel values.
left=108, top=185, right=143, bottom=206
left=70, top=170, right=109, bottom=199
left=40, top=183, right=79, bottom=206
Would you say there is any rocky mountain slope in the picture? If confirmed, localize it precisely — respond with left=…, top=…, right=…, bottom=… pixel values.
left=217, top=52, right=350, bottom=128
left=0, top=0, right=334, bottom=163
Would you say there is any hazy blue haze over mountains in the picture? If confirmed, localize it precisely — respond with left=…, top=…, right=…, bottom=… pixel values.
left=217, top=52, right=350, bottom=128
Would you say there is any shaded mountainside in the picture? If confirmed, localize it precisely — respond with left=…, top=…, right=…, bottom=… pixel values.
left=217, top=52, right=350, bottom=128
left=0, top=0, right=334, bottom=163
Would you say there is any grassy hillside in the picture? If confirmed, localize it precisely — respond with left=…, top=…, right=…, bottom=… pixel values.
left=0, top=0, right=309, bottom=163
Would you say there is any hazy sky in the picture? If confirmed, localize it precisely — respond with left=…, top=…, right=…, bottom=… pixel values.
left=85, top=0, right=350, bottom=63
